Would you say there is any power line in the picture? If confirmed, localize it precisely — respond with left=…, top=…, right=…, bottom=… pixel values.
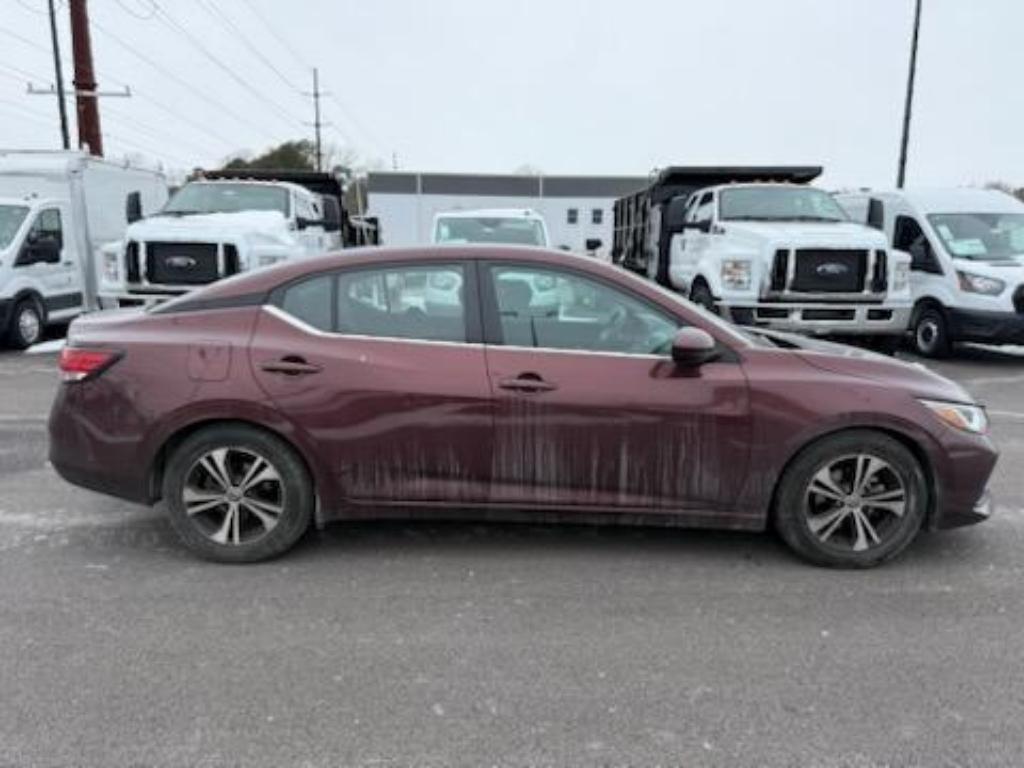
left=0, top=25, right=52, bottom=55
left=145, top=0, right=304, bottom=132
left=113, top=0, right=157, bottom=20
left=235, top=0, right=309, bottom=71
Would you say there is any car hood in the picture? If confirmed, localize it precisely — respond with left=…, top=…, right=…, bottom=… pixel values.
left=748, top=329, right=976, bottom=404
left=125, top=210, right=293, bottom=243
left=724, top=221, right=888, bottom=248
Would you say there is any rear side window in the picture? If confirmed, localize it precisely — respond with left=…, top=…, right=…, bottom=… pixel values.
left=337, top=265, right=466, bottom=342
left=280, top=274, right=332, bottom=331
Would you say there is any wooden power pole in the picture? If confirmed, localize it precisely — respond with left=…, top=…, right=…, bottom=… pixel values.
left=69, top=0, right=103, bottom=156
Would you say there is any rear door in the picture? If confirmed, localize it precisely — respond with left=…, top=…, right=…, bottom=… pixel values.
left=250, top=259, right=493, bottom=504
left=480, top=261, right=751, bottom=513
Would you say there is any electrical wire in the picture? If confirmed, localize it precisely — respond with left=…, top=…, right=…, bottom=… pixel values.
left=0, top=25, right=52, bottom=55
left=113, top=0, right=158, bottom=21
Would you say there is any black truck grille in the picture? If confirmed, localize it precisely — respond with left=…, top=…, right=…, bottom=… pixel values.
left=125, top=240, right=141, bottom=283
left=145, top=242, right=220, bottom=285
left=790, top=249, right=867, bottom=293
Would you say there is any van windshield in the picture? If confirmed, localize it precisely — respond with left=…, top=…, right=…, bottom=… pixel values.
left=162, top=183, right=290, bottom=216
left=435, top=216, right=547, bottom=246
left=928, top=213, right=1024, bottom=261
left=0, top=205, right=29, bottom=249
left=719, top=187, right=849, bottom=223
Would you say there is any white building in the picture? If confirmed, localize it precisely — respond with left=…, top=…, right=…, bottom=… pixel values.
left=366, top=171, right=648, bottom=259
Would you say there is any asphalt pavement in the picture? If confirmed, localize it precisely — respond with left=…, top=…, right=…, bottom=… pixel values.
left=0, top=346, right=1023, bottom=767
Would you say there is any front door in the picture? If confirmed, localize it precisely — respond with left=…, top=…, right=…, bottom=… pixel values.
left=250, top=260, right=493, bottom=504
left=481, top=262, right=751, bottom=514
left=16, top=205, right=83, bottom=316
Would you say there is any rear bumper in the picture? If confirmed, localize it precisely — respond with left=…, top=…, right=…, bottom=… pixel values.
left=722, top=302, right=912, bottom=336
left=948, top=307, right=1024, bottom=345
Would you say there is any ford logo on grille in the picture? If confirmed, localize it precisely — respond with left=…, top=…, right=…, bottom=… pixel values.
left=166, top=256, right=197, bottom=269
left=816, top=262, right=849, bottom=277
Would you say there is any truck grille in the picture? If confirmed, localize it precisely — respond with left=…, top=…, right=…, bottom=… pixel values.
left=145, top=242, right=220, bottom=285
left=125, top=240, right=141, bottom=283
left=790, top=249, right=868, bottom=293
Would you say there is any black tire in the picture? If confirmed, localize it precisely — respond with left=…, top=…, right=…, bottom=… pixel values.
left=689, top=280, right=717, bottom=314
left=162, top=424, right=313, bottom=563
left=863, top=335, right=902, bottom=356
left=6, top=297, right=45, bottom=350
left=773, top=430, right=927, bottom=568
left=912, top=305, right=951, bottom=358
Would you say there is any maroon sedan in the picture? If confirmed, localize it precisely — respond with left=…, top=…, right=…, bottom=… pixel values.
left=49, top=246, right=996, bottom=566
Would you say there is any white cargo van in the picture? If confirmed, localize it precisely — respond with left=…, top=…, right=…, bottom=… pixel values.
left=0, top=150, right=167, bottom=348
left=432, top=208, right=551, bottom=247
left=836, top=188, right=1024, bottom=357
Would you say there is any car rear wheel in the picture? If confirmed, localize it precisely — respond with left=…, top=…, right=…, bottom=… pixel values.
left=7, top=298, right=44, bottom=350
left=773, top=431, right=927, bottom=568
left=913, top=305, right=951, bottom=358
left=162, top=424, right=313, bottom=563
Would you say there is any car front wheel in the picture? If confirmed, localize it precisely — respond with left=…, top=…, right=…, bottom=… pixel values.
left=7, top=298, right=44, bottom=349
left=162, top=424, right=313, bottom=563
left=773, top=430, right=927, bottom=568
left=913, top=305, right=951, bottom=358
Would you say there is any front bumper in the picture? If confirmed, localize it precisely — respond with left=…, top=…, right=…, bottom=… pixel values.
left=948, top=307, right=1024, bottom=345
left=721, top=301, right=912, bottom=336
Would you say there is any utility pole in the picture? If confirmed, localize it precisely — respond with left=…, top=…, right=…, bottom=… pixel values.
left=47, top=0, right=70, bottom=149
left=896, top=0, right=923, bottom=188
left=303, top=68, right=329, bottom=172
left=69, top=0, right=103, bottom=155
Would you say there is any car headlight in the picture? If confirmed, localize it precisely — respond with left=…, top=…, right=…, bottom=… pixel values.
left=721, top=259, right=752, bottom=290
left=102, top=251, right=120, bottom=283
left=892, top=261, right=910, bottom=292
left=957, top=271, right=1004, bottom=296
left=920, top=399, right=988, bottom=434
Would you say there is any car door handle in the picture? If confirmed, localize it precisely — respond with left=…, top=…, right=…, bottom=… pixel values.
left=498, top=375, right=558, bottom=393
left=260, top=357, right=322, bottom=376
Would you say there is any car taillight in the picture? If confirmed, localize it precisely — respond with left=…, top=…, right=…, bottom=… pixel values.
left=58, top=347, right=122, bottom=382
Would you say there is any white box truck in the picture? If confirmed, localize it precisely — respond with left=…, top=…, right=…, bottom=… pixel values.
left=0, top=150, right=167, bottom=348
left=836, top=187, right=1024, bottom=357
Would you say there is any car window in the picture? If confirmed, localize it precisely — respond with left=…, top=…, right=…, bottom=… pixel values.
left=31, top=208, right=63, bottom=248
left=336, top=264, right=466, bottom=343
left=694, top=193, right=715, bottom=224
left=489, top=265, right=680, bottom=355
left=280, top=274, right=333, bottom=331
left=894, top=215, right=941, bottom=273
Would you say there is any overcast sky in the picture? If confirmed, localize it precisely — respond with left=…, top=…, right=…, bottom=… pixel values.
left=1, top=0, right=1021, bottom=188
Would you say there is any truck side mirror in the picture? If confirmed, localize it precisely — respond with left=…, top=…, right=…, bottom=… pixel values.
left=320, top=196, right=343, bottom=233
left=585, top=238, right=603, bottom=252
left=671, top=327, right=719, bottom=366
left=681, top=220, right=711, bottom=233
left=126, top=191, right=143, bottom=224
left=18, top=235, right=61, bottom=266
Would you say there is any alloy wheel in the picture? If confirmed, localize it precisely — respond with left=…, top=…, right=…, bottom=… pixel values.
left=804, top=453, right=908, bottom=553
left=182, top=447, right=284, bottom=546
left=916, top=318, right=939, bottom=354
left=17, top=305, right=41, bottom=346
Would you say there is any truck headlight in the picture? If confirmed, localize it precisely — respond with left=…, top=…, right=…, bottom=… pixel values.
left=957, top=271, right=1004, bottom=296
left=102, top=251, right=120, bottom=283
left=721, top=259, right=752, bottom=290
left=892, top=261, right=910, bottom=292
left=920, top=399, right=988, bottom=434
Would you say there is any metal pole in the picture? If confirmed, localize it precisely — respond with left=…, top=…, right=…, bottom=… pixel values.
left=896, top=0, right=922, bottom=188
left=313, top=67, right=322, bottom=172
left=47, top=0, right=70, bottom=149
left=69, top=0, right=103, bottom=156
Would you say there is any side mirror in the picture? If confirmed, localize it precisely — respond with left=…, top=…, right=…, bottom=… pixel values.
left=295, top=217, right=319, bottom=231
left=320, top=196, right=343, bottom=232
left=585, top=237, right=603, bottom=252
left=18, top=236, right=61, bottom=266
left=126, top=191, right=143, bottom=224
left=681, top=220, right=711, bottom=233
left=671, top=327, right=719, bottom=366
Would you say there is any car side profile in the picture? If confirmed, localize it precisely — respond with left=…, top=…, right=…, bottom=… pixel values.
left=49, top=246, right=997, bottom=566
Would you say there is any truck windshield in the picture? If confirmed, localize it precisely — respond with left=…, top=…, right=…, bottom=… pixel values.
left=928, top=213, right=1024, bottom=261
left=162, top=183, right=289, bottom=216
left=719, top=187, right=849, bottom=223
left=435, top=216, right=547, bottom=246
left=0, top=205, right=29, bottom=249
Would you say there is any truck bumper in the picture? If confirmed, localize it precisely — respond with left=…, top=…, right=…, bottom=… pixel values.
left=948, top=307, right=1024, bottom=345
left=721, top=302, right=912, bottom=336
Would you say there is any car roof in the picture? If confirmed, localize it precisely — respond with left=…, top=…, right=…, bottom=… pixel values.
left=186, top=245, right=596, bottom=300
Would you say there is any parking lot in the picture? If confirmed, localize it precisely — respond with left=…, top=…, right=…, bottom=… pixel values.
left=1, top=345, right=1023, bottom=767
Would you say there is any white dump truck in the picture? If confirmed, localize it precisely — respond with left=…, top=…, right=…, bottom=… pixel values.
left=612, top=167, right=912, bottom=348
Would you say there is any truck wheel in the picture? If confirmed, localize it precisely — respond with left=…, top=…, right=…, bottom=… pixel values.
left=162, top=424, right=314, bottom=563
left=689, top=281, right=717, bottom=314
left=773, top=430, right=927, bottom=568
left=912, top=306, right=951, bottom=358
left=6, top=298, right=44, bottom=350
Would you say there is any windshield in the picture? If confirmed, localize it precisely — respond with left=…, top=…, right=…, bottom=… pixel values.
left=719, top=187, right=849, bottom=223
left=0, top=205, right=29, bottom=249
left=162, top=183, right=290, bottom=216
left=435, top=216, right=547, bottom=246
left=928, top=213, right=1024, bottom=261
